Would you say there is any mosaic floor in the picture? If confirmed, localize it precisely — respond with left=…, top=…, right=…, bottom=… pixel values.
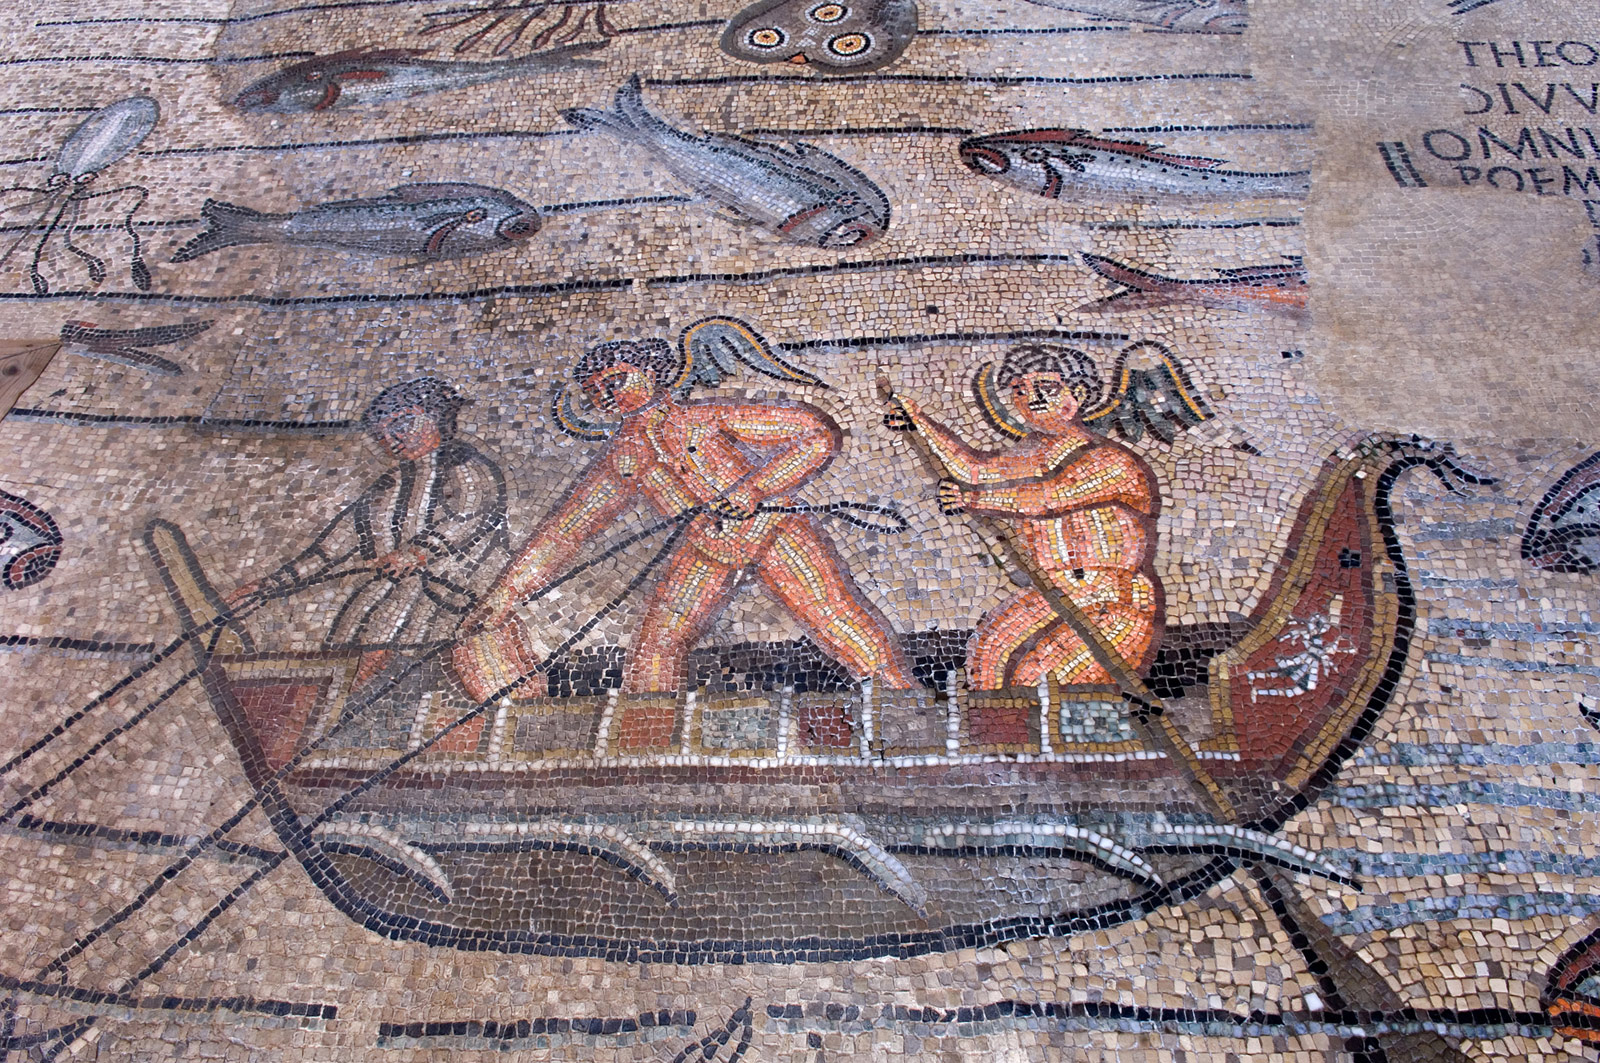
left=3, top=0, right=1600, bottom=1058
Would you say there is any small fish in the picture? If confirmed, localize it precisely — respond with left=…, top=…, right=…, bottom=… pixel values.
left=232, top=42, right=608, bottom=113
left=1079, top=253, right=1307, bottom=315
left=959, top=128, right=1310, bottom=201
left=1020, top=0, right=1246, bottom=34
left=1522, top=451, right=1600, bottom=573
left=561, top=75, right=890, bottom=248
left=171, top=183, right=541, bottom=263
left=60, top=319, right=214, bottom=376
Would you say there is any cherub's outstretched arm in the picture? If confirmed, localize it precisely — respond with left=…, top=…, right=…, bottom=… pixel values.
left=889, top=395, right=1064, bottom=483
left=886, top=395, right=1009, bottom=482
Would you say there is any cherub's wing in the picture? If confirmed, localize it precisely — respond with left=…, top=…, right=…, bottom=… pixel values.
left=678, top=316, right=825, bottom=391
left=1081, top=340, right=1214, bottom=444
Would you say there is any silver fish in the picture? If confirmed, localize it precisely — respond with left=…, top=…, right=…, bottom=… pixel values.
left=959, top=128, right=1309, bottom=200
left=232, top=42, right=608, bottom=113
left=1020, top=0, right=1246, bottom=34
left=561, top=75, right=891, bottom=248
left=170, top=183, right=541, bottom=262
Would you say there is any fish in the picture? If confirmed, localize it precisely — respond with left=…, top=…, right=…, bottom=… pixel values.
left=561, top=75, right=891, bottom=248
left=958, top=129, right=1310, bottom=201
left=60, top=319, right=214, bottom=376
left=231, top=42, right=608, bottom=112
left=170, top=183, right=542, bottom=263
left=1078, top=253, right=1307, bottom=315
left=1019, top=0, right=1247, bottom=34
left=1521, top=451, right=1600, bottom=573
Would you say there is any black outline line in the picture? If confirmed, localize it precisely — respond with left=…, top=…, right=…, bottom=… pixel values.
left=1087, top=218, right=1302, bottom=229
left=0, top=974, right=334, bottom=1022
left=917, top=26, right=1128, bottom=36
left=0, top=52, right=314, bottom=67
left=35, top=0, right=674, bottom=28
left=375, top=1010, right=697, bottom=1042
left=647, top=252, right=1102, bottom=288
left=736, top=126, right=972, bottom=137
left=0, top=634, right=159, bottom=655
left=768, top=998, right=1552, bottom=1037
left=135, top=129, right=575, bottom=159
left=651, top=72, right=1251, bottom=87
left=1101, top=123, right=1314, bottom=133
left=12, top=815, right=281, bottom=864
left=5, top=409, right=360, bottom=430
left=0, top=277, right=633, bottom=307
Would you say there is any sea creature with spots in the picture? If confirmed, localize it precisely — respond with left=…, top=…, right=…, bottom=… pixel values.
left=1078, top=253, right=1307, bottom=316
left=232, top=42, right=608, bottom=112
left=171, top=183, right=542, bottom=263
left=959, top=128, right=1310, bottom=201
left=561, top=75, right=891, bottom=248
left=1019, top=0, right=1247, bottom=34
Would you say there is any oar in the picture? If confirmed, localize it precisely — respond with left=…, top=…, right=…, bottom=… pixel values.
left=876, top=376, right=1236, bottom=823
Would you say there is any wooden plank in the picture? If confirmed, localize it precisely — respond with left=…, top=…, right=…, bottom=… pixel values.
left=0, top=339, right=61, bottom=417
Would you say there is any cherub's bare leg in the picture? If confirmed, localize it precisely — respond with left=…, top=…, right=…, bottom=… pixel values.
left=1005, top=571, right=1159, bottom=687
left=623, top=545, right=741, bottom=695
left=968, top=588, right=1054, bottom=690
left=757, top=519, right=915, bottom=689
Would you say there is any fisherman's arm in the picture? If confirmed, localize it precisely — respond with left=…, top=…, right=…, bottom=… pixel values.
left=716, top=404, right=841, bottom=516
left=884, top=396, right=1017, bottom=483
left=466, top=463, right=632, bottom=629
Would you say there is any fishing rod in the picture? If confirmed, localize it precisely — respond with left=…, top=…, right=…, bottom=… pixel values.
left=876, top=375, right=1236, bottom=822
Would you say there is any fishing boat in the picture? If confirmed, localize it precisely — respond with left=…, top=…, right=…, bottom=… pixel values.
left=141, top=436, right=1481, bottom=962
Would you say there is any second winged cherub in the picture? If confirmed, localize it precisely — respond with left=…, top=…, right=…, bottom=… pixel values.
left=887, top=344, right=1165, bottom=691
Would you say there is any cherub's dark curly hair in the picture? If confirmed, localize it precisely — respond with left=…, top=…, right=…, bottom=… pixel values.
left=572, top=338, right=681, bottom=391
left=361, top=377, right=468, bottom=441
left=994, top=344, right=1103, bottom=407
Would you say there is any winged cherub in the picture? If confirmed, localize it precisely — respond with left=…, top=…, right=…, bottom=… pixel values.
left=885, top=342, right=1211, bottom=693
left=458, top=319, right=916, bottom=743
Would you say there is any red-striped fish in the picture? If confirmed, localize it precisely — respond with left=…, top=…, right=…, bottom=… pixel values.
left=959, top=129, right=1310, bottom=200
left=1079, top=253, right=1307, bottom=315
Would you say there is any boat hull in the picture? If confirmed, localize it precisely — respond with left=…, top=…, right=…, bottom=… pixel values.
left=152, top=437, right=1440, bottom=961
